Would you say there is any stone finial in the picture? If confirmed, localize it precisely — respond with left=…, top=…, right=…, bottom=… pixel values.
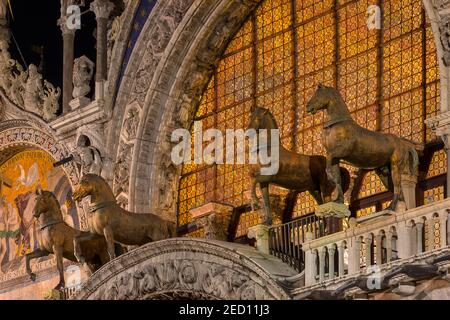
left=90, top=0, right=114, bottom=19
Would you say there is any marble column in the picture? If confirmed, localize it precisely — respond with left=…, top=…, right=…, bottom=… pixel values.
left=318, top=246, right=326, bottom=282
left=401, top=174, right=418, bottom=210
left=364, top=235, right=373, bottom=268
left=440, top=212, right=448, bottom=248
left=386, top=231, right=393, bottom=262
left=375, top=234, right=383, bottom=265
left=337, top=241, right=346, bottom=277
left=348, top=237, right=361, bottom=274
left=58, top=17, right=75, bottom=114
left=90, top=0, right=114, bottom=100
left=327, top=244, right=336, bottom=280
left=416, top=222, right=424, bottom=254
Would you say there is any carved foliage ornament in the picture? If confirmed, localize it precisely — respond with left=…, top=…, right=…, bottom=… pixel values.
left=0, top=41, right=60, bottom=121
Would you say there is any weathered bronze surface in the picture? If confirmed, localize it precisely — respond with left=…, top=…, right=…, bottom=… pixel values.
left=26, top=189, right=113, bottom=289
left=72, top=174, right=176, bottom=260
left=247, top=107, right=349, bottom=225
left=306, top=84, right=419, bottom=210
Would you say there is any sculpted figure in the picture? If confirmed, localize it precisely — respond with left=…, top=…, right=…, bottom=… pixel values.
left=72, top=173, right=176, bottom=261
left=306, top=84, right=419, bottom=210
left=42, top=80, right=60, bottom=121
left=24, top=64, right=43, bottom=115
left=440, top=15, right=450, bottom=66
left=72, top=56, right=94, bottom=99
left=26, top=188, right=118, bottom=289
left=248, top=107, right=349, bottom=225
left=123, top=108, right=139, bottom=139
left=71, top=135, right=103, bottom=177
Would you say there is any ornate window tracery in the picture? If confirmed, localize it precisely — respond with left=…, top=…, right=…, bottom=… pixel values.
left=178, top=0, right=444, bottom=234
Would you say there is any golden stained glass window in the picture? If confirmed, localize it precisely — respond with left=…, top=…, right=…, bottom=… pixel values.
left=177, top=0, right=443, bottom=233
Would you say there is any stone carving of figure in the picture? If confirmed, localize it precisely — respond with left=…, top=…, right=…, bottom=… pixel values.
left=158, top=142, right=177, bottom=212
left=114, top=142, right=132, bottom=195
left=440, top=15, right=450, bottom=66
left=72, top=55, right=94, bottom=99
left=0, top=0, right=7, bottom=25
left=42, top=80, right=60, bottom=121
left=24, top=64, right=43, bottom=115
left=0, top=40, right=14, bottom=93
left=123, top=108, right=139, bottom=139
left=72, top=135, right=103, bottom=177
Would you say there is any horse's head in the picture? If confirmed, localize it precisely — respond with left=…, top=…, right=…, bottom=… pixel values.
left=306, top=84, right=333, bottom=115
left=73, top=173, right=115, bottom=203
left=247, top=107, right=277, bottom=131
left=33, top=188, right=60, bottom=219
left=72, top=174, right=97, bottom=202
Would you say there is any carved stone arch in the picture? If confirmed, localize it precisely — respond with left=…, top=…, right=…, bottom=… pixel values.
left=108, top=0, right=447, bottom=216
left=124, top=0, right=261, bottom=214
left=72, top=238, right=295, bottom=300
left=0, top=120, right=88, bottom=229
left=422, top=0, right=450, bottom=112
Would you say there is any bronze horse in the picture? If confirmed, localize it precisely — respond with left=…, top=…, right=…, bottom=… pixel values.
left=247, top=107, right=349, bottom=225
left=72, top=174, right=176, bottom=261
left=306, top=84, right=419, bottom=210
left=26, top=189, right=113, bottom=289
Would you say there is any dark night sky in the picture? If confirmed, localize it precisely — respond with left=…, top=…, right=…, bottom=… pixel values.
left=8, top=0, right=97, bottom=91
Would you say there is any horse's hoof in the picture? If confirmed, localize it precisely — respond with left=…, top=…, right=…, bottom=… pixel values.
left=29, top=273, right=36, bottom=282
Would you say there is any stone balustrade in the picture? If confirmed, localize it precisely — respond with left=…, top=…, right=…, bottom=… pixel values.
left=302, top=198, right=450, bottom=287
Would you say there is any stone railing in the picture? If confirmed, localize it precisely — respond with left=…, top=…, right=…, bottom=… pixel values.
left=302, top=198, right=450, bottom=287
left=268, top=214, right=326, bottom=272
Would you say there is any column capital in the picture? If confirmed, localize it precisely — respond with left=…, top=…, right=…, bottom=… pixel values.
left=327, top=244, right=336, bottom=253
left=90, top=0, right=114, bottom=20
left=58, top=17, right=76, bottom=36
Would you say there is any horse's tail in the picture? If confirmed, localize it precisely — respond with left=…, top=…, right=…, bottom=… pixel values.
left=407, top=147, right=419, bottom=176
left=339, top=167, right=351, bottom=194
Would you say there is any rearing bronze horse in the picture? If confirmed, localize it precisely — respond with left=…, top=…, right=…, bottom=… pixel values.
left=306, top=84, right=419, bottom=210
left=26, top=189, right=114, bottom=289
left=247, top=107, right=349, bottom=225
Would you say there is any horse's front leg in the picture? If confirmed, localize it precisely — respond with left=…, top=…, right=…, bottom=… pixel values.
left=53, top=244, right=65, bottom=290
left=73, top=232, right=100, bottom=265
left=25, top=248, right=49, bottom=281
left=103, top=226, right=116, bottom=261
left=260, top=183, right=272, bottom=225
left=251, top=178, right=261, bottom=210
left=326, top=155, right=344, bottom=203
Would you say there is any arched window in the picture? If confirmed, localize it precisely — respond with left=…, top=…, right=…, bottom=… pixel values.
left=178, top=0, right=443, bottom=237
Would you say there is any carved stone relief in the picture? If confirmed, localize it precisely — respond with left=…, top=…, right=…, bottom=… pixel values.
left=72, top=238, right=292, bottom=300
left=0, top=40, right=60, bottom=121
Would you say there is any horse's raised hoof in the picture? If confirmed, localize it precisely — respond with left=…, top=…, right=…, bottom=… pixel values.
left=29, top=273, right=36, bottom=282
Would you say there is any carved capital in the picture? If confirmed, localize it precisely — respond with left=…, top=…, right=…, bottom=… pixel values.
left=190, top=202, right=234, bottom=241
left=90, top=0, right=114, bottom=20
left=58, top=17, right=76, bottom=36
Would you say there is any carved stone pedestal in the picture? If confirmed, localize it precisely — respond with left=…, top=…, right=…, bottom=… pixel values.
left=69, top=97, right=91, bottom=110
left=315, top=202, right=351, bottom=219
left=247, top=224, right=270, bottom=255
left=189, top=202, right=233, bottom=241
